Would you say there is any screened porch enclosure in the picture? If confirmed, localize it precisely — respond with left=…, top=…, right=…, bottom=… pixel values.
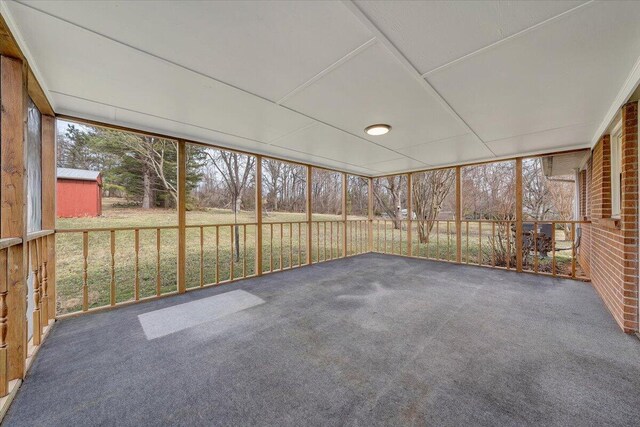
left=1, top=0, right=640, bottom=425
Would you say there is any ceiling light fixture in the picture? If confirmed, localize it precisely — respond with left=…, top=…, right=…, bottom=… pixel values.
left=365, top=124, right=391, bottom=136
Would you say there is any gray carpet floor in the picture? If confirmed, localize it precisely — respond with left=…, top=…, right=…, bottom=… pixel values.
left=4, top=253, right=640, bottom=426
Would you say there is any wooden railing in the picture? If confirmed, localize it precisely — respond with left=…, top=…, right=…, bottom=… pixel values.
left=55, top=219, right=369, bottom=316
left=372, top=219, right=590, bottom=280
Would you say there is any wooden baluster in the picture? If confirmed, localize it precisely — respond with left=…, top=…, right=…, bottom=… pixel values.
left=298, top=223, right=302, bottom=266
left=0, top=249, right=7, bottom=396
left=230, top=225, right=234, bottom=280
left=110, top=231, right=116, bottom=306
left=436, top=221, right=440, bottom=260
left=350, top=221, right=353, bottom=255
left=377, top=220, right=380, bottom=252
left=83, top=232, right=89, bottom=311
left=571, top=223, right=576, bottom=278
left=156, top=229, right=161, bottom=296
left=216, top=226, right=220, bottom=283
left=399, top=222, right=402, bottom=255
left=279, top=224, right=283, bottom=270
left=199, top=227, right=204, bottom=287
left=41, top=237, right=49, bottom=327
left=506, top=222, right=511, bottom=270
left=447, top=221, right=451, bottom=261
left=134, top=229, right=140, bottom=299
left=391, top=222, right=394, bottom=254
left=492, top=222, right=496, bottom=267
left=323, top=222, right=327, bottom=261
left=269, top=223, right=273, bottom=272
left=465, top=221, right=469, bottom=264
left=478, top=221, right=482, bottom=265
left=384, top=220, right=387, bottom=253
left=30, top=240, right=41, bottom=346
left=316, top=222, right=320, bottom=262
left=533, top=222, right=538, bottom=273
left=244, top=224, right=248, bottom=277
left=289, top=223, right=292, bottom=268
left=330, top=222, right=333, bottom=260
left=552, top=222, right=556, bottom=276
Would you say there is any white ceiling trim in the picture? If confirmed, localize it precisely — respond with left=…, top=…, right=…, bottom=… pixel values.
left=341, top=0, right=497, bottom=158
left=421, top=1, right=594, bottom=77
left=373, top=143, right=591, bottom=177
left=590, top=53, right=640, bottom=147
left=0, top=0, right=56, bottom=109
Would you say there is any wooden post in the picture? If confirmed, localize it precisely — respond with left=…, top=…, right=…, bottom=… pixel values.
left=342, top=173, right=347, bottom=257
left=407, top=174, right=413, bottom=257
left=41, top=115, right=56, bottom=320
left=177, top=141, right=186, bottom=293
left=515, top=158, right=523, bottom=272
left=306, top=166, right=313, bottom=264
left=0, top=55, right=27, bottom=381
left=255, top=155, right=263, bottom=276
left=455, top=166, right=462, bottom=263
left=368, top=177, right=373, bottom=252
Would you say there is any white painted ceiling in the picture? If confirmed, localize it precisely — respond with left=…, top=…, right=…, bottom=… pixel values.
left=3, top=0, right=640, bottom=176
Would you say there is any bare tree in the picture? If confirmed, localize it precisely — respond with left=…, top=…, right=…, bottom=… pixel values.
left=373, top=176, right=405, bottom=229
left=412, top=169, right=455, bottom=243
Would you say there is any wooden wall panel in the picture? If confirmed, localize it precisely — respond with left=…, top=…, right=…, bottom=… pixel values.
left=0, top=56, right=27, bottom=380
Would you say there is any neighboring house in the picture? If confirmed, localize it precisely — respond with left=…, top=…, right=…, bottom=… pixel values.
left=57, top=168, right=102, bottom=217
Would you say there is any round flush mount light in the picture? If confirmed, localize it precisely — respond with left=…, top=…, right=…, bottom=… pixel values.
left=365, top=124, right=391, bottom=136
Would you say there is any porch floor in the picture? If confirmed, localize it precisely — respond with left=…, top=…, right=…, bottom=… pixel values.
left=5, top=253, right=640, bottom=426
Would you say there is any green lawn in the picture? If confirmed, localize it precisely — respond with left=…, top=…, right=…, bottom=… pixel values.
left=370, top=220, right=582, bottom=277
left=55, top=206, right=367, bottom=314
left=55, top=206, right=583, bottom=315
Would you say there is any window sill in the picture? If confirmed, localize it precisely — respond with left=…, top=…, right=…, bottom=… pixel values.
left=596, top=217, right=621, bottom=229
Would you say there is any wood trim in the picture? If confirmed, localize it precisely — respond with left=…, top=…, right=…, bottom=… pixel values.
left=406, top=173, right=412, bottom=257
left=41, top=115, right=56, bottom=229
left=515, top=158, right=523, bottom=272
left=0, top=55, right=27, bottom=381
left=177, top=140, right=186, bottom=293
left=342, top=173, right=348, bottom=257
left=455, top=166, right=462, bottom=263
left=306, top=165, right=312, bottom=264
left=368, top=177, right=373, bottom=251
left=255, top=156, right=263, bottom=276
left=0, top=14, right=53, bottom=115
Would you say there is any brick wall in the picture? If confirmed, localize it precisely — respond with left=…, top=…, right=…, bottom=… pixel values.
left=581, top=101, right=638, bottom=333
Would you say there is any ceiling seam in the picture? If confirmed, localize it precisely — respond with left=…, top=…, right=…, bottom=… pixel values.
left=15, top=1, right=422, bottom=170
left=276, top=37, right=377, bottom=105
left=421, top=1, right=594, bottom=77
left=341, top=0, right=498, bottom=158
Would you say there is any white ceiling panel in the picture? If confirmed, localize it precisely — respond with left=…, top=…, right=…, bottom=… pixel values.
left=355, top=0, right=584, bottom=74
left=283, top=42, right=469, bottom=150
left=269, top=122, right=401, bottom=167
left=364, top=157, right=430, bottom=175
left=427, top=1, right=640, bottom=143
left=5, top=1, right=640, bottom=177
left=17, top=0, right=373, bottom=102
left=7, top=2, right=314, bottom=144
left=398, top=134, right=494, bottom=167
left=486, top=122, right=596, bottom=157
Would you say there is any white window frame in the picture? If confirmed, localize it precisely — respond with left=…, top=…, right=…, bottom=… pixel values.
left=611, top=120, right=622, bottom=219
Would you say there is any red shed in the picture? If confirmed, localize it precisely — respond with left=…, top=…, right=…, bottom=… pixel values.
left=57, top=168, right=103, bottom=217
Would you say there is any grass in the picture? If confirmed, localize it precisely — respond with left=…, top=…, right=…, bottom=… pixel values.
left=55, top=204, right=365, bottom=314
left=370, top=220, right=582, bottom=277
left=55, top=204, right=583, bottom=315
